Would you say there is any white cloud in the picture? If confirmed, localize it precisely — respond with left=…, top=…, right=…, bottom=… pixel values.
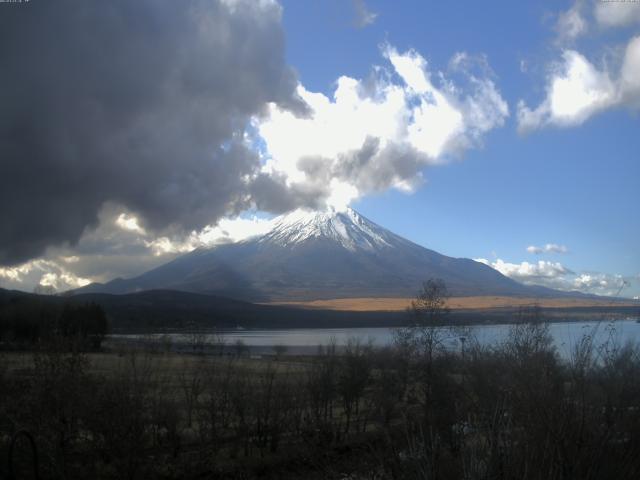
left=620, top=35, right=640, bottom=108
left=475, top=257, right=633, bottom=297
left=475, top=258, right=571, bottom=281
left=572, top=273, right=629, bottom=296
left=60, top=256, right=80, bottom=264
left=573, top=272, right=612, bottom=289
left=556, top=1, right=588, bottom=43
left=517, top=49, right=619, bottom=131
left=520, top=0, right=640, bottom=133
left=116, top=213, right=146, bottom=234
left=0, top=259, right=91, bottom=292
left=39, top=271, right=92, bottom=291
left=594, top=1, right=640, bottom=28
left=554, top=0, right=640, bottom=35
left=256, top=45, right=509, bottom=211
left=352, top=0, right=377, bottom=28
left=0, top=207, right=275, bottom=292
left=526, top=243, right=568, bottom=254
left=145, top=214, right=274, bottom=255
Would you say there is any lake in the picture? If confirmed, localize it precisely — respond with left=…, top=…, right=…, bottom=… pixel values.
left=111, top=317, right=640, bottom=357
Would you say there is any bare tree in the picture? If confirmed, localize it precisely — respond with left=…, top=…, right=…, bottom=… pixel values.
left=233, top=339, right=249, bottom=357
left=198, top=358, right=234, bottom=453
left=506, top=303, right=552, bottom=360
left=272, top=343, right=288, bottom=359
left=186, top=329, right=207, bottom=354
left=395, top=278, right=451, bottom=363
left=178, top=358, right=205, bottom=429
left=338, top=337, right=372, bottom=434
left=409, top=279, right=450, bottom=327
left=210, top=328, right=227, bottom=356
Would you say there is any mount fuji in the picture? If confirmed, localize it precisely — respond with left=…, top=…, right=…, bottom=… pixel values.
left=76, top=208, right=570, bottom=301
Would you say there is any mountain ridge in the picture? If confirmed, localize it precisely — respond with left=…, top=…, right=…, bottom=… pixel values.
left=74, top=208, right=591, bottom=301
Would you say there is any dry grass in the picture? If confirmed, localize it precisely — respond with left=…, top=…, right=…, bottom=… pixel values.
left=266, top=296, right=639, bottom=312
left=1, top=350, right=310, bottom=378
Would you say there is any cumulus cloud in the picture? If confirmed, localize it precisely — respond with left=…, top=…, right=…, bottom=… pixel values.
left=475, top=258, right=633, bottom=297
left=519, top=0, right=640, bottom=132
left=556, top=1, right=640, bottom=37
left=0, top=205, right=275, bottom=292
left=475, top=258, right=572, bottom=283
left=620, top=35, right=640, bottom=109
left=255, top=46, right=509, bottom=210
left=1, top=0, right=510, bottom=269
left=0, top=259, right=91, bottom=292
left=0, top=0, right=306, bottom=266
left=0, top=1, right=513, bottom=289
left=116, top=214, right=146, bottom=235
left=556, top=1, right=588, bottom=44
left=144, top=214, right=274, bottom=256
left=352, top=0, right=378, bottom=28
left=594, top=1, right=640, bottom=28
left=526, top=243, right=568, bottom=254
left=573, top=272, right=626, bottom=292
left=517, top=49, right=618, bottom=131
left=84, top=206, right=273, bottom=266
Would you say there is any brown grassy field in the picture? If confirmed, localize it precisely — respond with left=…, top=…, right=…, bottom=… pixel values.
left=266, top=296, right=639, bottom=312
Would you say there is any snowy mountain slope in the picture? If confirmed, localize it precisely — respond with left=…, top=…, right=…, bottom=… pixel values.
left=259, top=208, right=394, bottom=251
left=76, top=208, right=575, bottom=301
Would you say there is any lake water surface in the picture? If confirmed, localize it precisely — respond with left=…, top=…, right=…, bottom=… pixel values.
left=112, top=317, right=640, bottom=357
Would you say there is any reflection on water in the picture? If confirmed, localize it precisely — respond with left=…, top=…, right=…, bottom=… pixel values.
left=111, top=318, right=640, bottom=357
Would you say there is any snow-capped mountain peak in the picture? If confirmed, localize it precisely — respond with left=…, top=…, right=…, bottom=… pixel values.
left=258, top=207, right=394, bottom=251
left=76, top=206, right=552, bottom=301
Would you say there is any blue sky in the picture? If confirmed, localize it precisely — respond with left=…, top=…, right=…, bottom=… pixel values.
left=277, top=0, right=640, bottom=297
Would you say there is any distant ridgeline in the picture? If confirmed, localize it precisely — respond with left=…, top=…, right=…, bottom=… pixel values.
left=0, top=291, right=108, bottom=348
left=0, top=287, right=409, bottom=333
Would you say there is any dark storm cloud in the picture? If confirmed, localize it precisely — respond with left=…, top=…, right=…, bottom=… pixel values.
left=291, top=137, right=428, bottom=200
left=249, top=173, right=326, bottom=213
left=336, top=140, right=428, bottom=192
left=0, top=0, right=306, bottom=266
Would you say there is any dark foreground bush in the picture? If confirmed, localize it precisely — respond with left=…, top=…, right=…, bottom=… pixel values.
left=1, top=319, right=639, bottom=479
